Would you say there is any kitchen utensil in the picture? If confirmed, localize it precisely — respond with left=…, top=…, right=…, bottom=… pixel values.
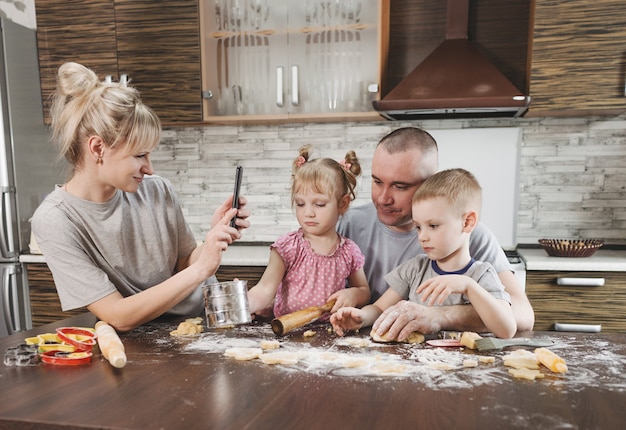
left=474, top=337, right=555, bottom=352
left=56, top=327, right=97, bottom=351
left=40, top=350, right=92, bottom=366
left=426, top=339, right=462, bottom=347
left=271, top=299, right=336, bottom=336
left=95, top=321, right=127, bottom=369
left=538, top=238, right=604, bottom=258
left=203, top=280, right=251, bottom=328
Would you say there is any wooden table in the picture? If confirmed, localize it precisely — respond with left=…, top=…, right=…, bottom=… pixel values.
left=1, top=313, right=626, bottom=429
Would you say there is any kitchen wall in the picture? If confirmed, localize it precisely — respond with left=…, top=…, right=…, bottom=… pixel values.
left=155, top=114, right=626, bottom=246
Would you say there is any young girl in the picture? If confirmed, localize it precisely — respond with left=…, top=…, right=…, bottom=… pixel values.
left=247, top=145, right=370, bottom=318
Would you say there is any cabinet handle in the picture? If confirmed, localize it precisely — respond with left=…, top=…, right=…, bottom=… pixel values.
left=556, top=277, right=605, bottom=287
left=554, top=322, right=602, bottom=332
left=291, top=65, right=299, bottom=107
left=276, top=66, right=284, bottom=107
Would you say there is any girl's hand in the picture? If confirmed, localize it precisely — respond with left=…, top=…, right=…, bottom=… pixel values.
left=211, top=195, right=251, bottom=232
left=330, top=307, right=364, bottom=336
left=328, top=289, right=360, bottom=312
left=416, top=275, right=471, bottom=306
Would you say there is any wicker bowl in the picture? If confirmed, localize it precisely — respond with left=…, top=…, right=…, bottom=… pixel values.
left=538, top=239, right=604, bottom=258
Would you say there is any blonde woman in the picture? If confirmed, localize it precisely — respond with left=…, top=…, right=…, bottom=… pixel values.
left=32, top=62, right=249, bottom=331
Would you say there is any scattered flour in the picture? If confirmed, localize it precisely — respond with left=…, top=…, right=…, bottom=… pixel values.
left=180, top=325, right=626, bottom=392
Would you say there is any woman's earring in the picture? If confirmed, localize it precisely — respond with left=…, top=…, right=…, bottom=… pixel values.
left=96, top=157, right=103, bottom=165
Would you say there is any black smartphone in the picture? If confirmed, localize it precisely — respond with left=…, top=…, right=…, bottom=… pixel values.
left=230, top=165, right=243, bottom=228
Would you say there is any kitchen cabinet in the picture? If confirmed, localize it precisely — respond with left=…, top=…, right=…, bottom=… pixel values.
left=199, top=0, right=388, bottom=122
left=527, top=0, right=626, bottom=117
left=35, top=0, right=202, bottom=125
left=526, top=270, right=626, bottom=333
left=25, top=263, right=85, bottom=327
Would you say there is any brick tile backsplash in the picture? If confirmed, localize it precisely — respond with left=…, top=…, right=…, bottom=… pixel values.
left=154, top=114, right=626, bottom=246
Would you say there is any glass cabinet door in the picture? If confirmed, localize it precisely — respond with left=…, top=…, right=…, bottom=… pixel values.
left=200, top=0, right=383, bottom=120
left=201, top=0, right=288, bottom=117
left=288, top=0, right=380, bottom=115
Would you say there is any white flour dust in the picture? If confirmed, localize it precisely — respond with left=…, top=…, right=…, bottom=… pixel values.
left=178, top=325, right=626, bottom=391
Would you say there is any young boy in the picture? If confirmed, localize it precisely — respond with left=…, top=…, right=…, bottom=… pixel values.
left=331, top=168, right=516, bottom=339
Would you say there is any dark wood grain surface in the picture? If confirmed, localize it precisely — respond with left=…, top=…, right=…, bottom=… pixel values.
left=527, top=270, right=626, bottom=332
left=1, top=313, right=625, bottom=429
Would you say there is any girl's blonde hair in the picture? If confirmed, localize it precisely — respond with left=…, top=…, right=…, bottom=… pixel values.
left=291, top=145, right=361, bottom=206
left=412, top=168, right=483, bottom=218
left=50, top=62, right=161, bottom=173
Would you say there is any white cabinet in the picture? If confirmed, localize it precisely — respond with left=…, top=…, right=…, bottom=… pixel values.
left=200, top=0, right=387, bottom=121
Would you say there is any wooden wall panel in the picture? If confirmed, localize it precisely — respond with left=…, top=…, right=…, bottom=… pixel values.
left=114, top=0, right=203, bottom=123
left=35, top=0, right=118, bottom=124
left=529, top=0, right=626, bottom=113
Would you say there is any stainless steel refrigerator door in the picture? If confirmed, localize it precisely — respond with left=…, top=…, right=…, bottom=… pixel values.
left=0, top=18, right=65, bottom=256
left=1, top=263, right=31, bottom=336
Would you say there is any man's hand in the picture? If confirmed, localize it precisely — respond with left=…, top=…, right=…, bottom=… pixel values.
left=372, top=300, right=445, bottom=341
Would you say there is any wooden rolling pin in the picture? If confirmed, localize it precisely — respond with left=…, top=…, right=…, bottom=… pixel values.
left=95, top=321, right=127, bottom=368
left=271, top=299, right=336, bottom=336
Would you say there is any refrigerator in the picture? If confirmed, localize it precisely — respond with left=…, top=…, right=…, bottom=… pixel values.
left=0, top=18, right=65, bottom=337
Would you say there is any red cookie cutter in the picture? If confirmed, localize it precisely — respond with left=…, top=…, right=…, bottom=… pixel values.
left=56, top=327, right=97, bottom=351
left=40, top=350, right=93, bottom=366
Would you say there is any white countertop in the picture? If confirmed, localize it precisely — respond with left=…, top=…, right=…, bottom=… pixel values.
left=19, top=244, right=271, bottom=267
left=518, top=248, right=626, bottom=272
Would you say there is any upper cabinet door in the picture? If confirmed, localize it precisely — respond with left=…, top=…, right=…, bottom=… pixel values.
left=35, top=0, right=118, bottom=124
left=35, top=0, right=202, bottom=125
left=528, top=0, right=626, bottom=116
left=200, top=0, right=388, bottom=122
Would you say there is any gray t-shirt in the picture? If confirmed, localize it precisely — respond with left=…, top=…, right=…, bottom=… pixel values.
left=384, top=255, right=511, bottom=305
left=31, top=175, right=208, bottom=316
left=337, top=202, right=511, bottom=302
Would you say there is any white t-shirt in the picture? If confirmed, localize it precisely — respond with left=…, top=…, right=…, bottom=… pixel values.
left=31, top=175, right=208, bottom=316
left=337, top=202, right=511, bottom=302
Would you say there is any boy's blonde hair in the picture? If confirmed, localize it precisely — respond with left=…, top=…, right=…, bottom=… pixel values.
left=50, top=62, right=161, bottom=174
left=291, top=145, right=361, bottom=206
left=412, top=168, right=483, bottom=218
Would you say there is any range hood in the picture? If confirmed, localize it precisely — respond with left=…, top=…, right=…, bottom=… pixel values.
left=373, top=0, right=530, bottom=120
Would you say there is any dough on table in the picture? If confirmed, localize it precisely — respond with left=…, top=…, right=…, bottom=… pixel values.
left=303, top=330, right=316, bottom=338
left=503, top=349, right=540, bottom=370
left=508, top=367, right=545, bottom=381
left=463, top=359, right=478, bottom=368
left=459, top=332, right=482, bottom=349
left=372, top=361, right=408, bottom=374
left=170, top=318, right=204, bottom=336
left=342, top=358, right=369, bottom=368
left=342, top=337, right=371, bottom=348
left=260, top=339, right=280, bottom=350
left=370, top=329, right=425, bottom=344
left=224, top=347, right=263, bottom=361
left=259, top=351, right=301, bottom=365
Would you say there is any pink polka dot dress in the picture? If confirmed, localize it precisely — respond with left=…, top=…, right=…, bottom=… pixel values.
left=272, top=229, right=365, bottom=317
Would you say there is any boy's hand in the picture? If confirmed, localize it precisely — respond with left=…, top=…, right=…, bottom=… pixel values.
left=416, top=274, right=470, bottom=306
left=330, top=307, right=363, bottom=336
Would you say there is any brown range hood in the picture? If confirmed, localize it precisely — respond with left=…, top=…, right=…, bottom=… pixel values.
left=373, top=0, right=530, bottom=120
